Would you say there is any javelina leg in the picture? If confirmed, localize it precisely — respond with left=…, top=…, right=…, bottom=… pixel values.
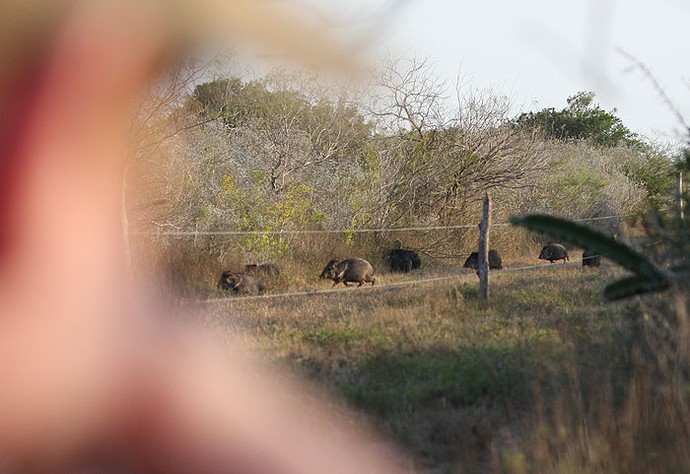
left=343, top=282, right=350, bottom=287
left=357, top=281, right=363, bottom=287
left=331, top=281, right=339, bottom=287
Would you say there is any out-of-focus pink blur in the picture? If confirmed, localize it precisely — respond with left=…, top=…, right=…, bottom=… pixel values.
left=0, top=1, right=409, bottom=471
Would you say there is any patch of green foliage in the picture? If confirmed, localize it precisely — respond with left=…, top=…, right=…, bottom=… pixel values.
left=515, top=91, right=639, bottom=148
left=217, top=178, right=326, bottom=258
left=337, top=344, right=542, bottom=420
left=302, top=325, right=368, bottom=348
left=623, top=153, right=675, bottom=197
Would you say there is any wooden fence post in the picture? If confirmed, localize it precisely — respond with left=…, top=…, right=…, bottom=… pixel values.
left=478, top=192, right=491, bottom=302
left=677, top=171, right=684, bottom=221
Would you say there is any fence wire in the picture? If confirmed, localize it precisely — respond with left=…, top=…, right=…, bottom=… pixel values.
left=204, top=260, right=587, bottom=305
left=136, top=214, right=628, bottom=237
left=152, top=213, right=626, bottom=304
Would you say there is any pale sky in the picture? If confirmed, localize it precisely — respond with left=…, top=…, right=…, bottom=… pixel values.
left=308, top=0, right=690, bottom=145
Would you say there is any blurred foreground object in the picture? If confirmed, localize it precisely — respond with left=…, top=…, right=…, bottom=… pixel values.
left=0, top=1, right=407, bottom=471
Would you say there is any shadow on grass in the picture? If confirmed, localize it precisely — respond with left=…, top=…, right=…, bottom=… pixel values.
left=310, top=342, right=563, bottom=471
left=337, top=345, right=534, bottom=416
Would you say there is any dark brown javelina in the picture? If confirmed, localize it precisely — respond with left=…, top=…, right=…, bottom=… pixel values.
left=582, top=249, right=601, bottom=268
left=244, top=263, right=281, bottom=276
left=217, top=271, right=266, bottom=295
left=319, top=258, right=376, bottom=287
left=538, top=243, right=569, bottom=263
left=463, top=250, right=503, bottom=270
left=389, top=249, right=422, bottom=273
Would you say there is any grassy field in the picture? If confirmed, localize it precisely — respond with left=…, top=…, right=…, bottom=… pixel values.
left=170, top=247, right=690, bottom=474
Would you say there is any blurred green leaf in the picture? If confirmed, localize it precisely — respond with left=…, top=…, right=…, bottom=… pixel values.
left=603, top=275, right=670, bottom=301
left=510, top=213, right=670, bottom=300
left=510, top=214, right=663, bottom=279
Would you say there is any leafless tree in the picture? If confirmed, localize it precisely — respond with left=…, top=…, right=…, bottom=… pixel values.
left=363, top=55, right=548, bottom=233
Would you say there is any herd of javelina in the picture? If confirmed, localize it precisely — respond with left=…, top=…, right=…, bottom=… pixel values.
left=216, top=243, right=602, bottom=295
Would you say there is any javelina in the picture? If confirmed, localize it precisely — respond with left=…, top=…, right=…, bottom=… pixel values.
left=244, top=263, right=281, bottom=276
left=538, top=243, right=569, bottom=263
left=319, top=258, right=376, bottom=287
left=389, top=249, right=422, bottom=273
left=582, top=249, right=601, bottom=268
left=463, top=250, right=503, bottom=270
left=217, top=271, right=266, bottom=295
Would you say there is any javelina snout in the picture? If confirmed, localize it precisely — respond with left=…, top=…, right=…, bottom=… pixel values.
left=538, top=243, right=569, bottom=263
left=319, top=259, right=339, bottom=280
left=582, top=249, right=601, bottom=268
left=218, top=271, right=266, bottom=295
left=320, top=258, right=376, bottom=287
left=245, top=263, right=281, bottom=276
left=463, top=250, right=503, bottom=270
left=389, top=249, right=421, bottom=273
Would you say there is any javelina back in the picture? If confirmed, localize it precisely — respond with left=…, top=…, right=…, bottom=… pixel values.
left=463, top=250, right=503, bottom=270
left=582, top=249, right=601, bottom=268
left=244, top=263, right=281, bottom=276
left=217, top=271, right=266, bottom=295
left=389, top=249, right=422, bottom=273
left=538, top=243, right=569, bottom=263
left=319, top=258, right=376, bottom=287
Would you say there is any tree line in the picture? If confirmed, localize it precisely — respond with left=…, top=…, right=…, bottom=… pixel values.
left=129, top=56, right=677, bottom=263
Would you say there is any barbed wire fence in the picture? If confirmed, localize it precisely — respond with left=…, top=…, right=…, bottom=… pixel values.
left=203, top=261, right=575, bottom=305
left=133, top=214, right=631, bottom=237
left=130, top=213, right=637, bottom=305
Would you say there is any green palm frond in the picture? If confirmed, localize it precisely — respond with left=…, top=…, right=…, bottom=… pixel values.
left=510, top=213, right=670, bottom=300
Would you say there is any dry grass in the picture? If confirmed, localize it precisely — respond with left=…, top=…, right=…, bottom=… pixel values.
left=142, top=237, right=690, bottom=473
